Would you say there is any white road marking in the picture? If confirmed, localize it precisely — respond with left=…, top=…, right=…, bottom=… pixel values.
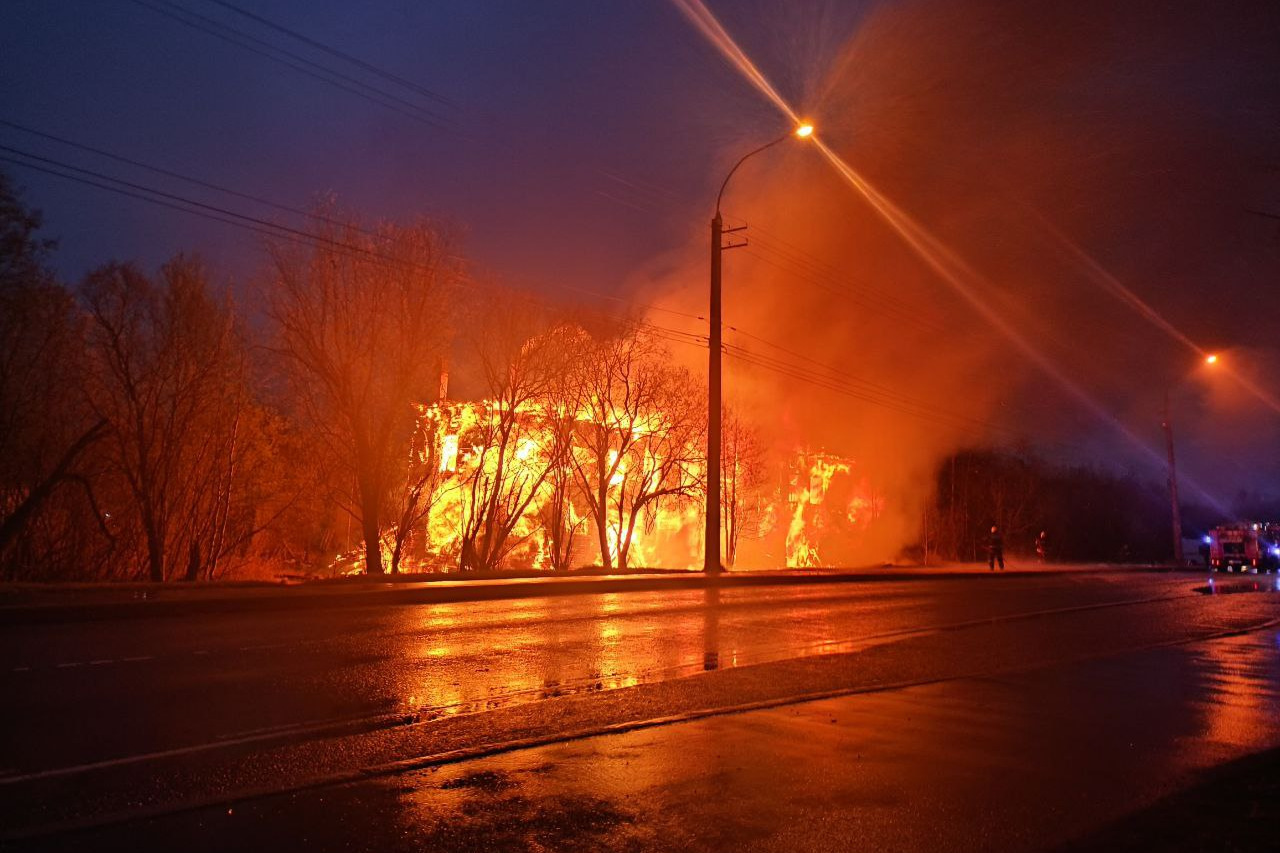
left=0, top=710, right=405, bottom=786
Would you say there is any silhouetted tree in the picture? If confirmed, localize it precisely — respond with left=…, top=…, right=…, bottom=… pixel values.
left=452, top=288, right=577, bottom=571
left=267, top=214, right=457, bottom=575
left=81, top=256, right=251, bottom=581
left=567, top=327, right=705, bottom=571
left=926, top=447, right=1175, bottom=563
left=0, top=173, right=109, bottom=579
left=721, top=409, right=767, bottom=567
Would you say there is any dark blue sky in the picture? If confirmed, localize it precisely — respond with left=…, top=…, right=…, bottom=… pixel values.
left=0, top=0, right=862, bottom=287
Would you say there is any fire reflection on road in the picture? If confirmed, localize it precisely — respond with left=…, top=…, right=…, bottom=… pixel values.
left=390, top=584, right=955, bottom=723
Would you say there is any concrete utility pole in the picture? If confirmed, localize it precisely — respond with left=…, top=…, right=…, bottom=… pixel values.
left=704, top=123, right=814, bottom=575
left=706, top=210, right=724, bottom=575
left=1162, top=388, right=1184, bottom=566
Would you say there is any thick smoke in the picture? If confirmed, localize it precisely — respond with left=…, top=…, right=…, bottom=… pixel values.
left=638, top=0, right=1280, bottom=565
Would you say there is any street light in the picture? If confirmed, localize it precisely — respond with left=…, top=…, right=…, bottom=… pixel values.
left=1163, top=353, right=1221, bottom=566
left=705, top=122, right=816, bottom=575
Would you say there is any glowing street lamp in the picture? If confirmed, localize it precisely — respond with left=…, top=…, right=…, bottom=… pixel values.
left=1164, top=352, right=1221, bottom=566
left=705, top=122, right=816, bottom=575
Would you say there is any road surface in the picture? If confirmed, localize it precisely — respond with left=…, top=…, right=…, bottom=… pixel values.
left=2, top=568, right=1278, bottom=850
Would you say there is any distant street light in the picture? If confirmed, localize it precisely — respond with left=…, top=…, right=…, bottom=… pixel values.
left=1161, top=388, right=1184, bottom=566
left=1164, top=354, right=1221, bottom=565
left=705, top=122, right=816, bottom=575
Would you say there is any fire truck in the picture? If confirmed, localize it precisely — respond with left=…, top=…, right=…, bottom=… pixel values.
left=1206, top=523, right=1280, bottom=573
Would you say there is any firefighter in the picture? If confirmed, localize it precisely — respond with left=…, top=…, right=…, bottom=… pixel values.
left=987, top=525, right=1005, bottom=571
left=1035, top=530, right=1048, bottom=563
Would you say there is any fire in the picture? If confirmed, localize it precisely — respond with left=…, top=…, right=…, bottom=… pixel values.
left=784, top=453, right=881, bottom=568
left=439, top=434, right=458, bottom=473
left=337, top=399, right=884, bottom=574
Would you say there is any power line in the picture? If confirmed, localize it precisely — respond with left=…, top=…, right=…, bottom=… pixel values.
left=206, top=0, right=455, bottom=108
left=723, top=319, right=1069, bottom=438
left=741, top=243, right=946, bottom=336
left=0, top=144, right=408, bottom=266
left=723, top=342, right=1025, bottom=438
left=0, top=139, right=1050, bottom=446
left=725, top=324, right=936, bottom=402
left=0, top=147, right=1052, bottom=445
left=126, top=0, right=447, bottom=129
left=0, top=153, right=313, bottom=247
left=552, top=283, right=706, bottom=324
left=747, top=229, right=936, bottom=324
left=0, top=145, right=701, bottom=353
left=1, top=151, right=475, bottom=292
left=741, top=228, right=948, bottom=334
left=742, top=219, right=954, bottom=332
left=0, top=119, right=389, bottom=241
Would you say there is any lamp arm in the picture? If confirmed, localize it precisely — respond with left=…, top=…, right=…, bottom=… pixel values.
left=715, top=133, right=791, bottom=215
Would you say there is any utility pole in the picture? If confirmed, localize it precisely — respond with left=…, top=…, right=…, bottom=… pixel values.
left=706, top=212, right=723, bottom=575
left=705, top=212, right=744, bottom=575
left=1162, top=388, right=1184, bottom=566
left=704, top=123, right=814, bottom=575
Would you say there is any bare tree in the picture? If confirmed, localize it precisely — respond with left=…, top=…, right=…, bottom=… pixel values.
left=266, top=214, right=456, bottom=575
left=80, top=256, right=249, bottom=581
left=384, top=404, right=445, bottom=574
left=0, top=173, right=111, bottom=579
left=0, top=280, right=106, bottom=572
left=453, top=289, right=574, bottom=571
left=721, top=409, right=767, bottom=567
left=536, top=347, right=587, bottom=572
left=568, top=327, right=705, bottom=571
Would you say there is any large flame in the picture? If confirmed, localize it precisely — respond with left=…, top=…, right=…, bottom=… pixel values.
left=336, top=396, right=884, bottom=573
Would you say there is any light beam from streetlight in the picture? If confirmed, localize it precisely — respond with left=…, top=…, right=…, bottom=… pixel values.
left=670, top=0, right=1234, bottom=515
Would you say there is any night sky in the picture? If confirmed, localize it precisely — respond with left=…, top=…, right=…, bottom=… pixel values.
left=4, top=0, right=1279, bottom=507
left=2, top=0, right=791, bottom=286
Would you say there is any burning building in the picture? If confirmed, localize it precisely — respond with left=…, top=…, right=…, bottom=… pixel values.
left=362, top=397, right=884, bottom=574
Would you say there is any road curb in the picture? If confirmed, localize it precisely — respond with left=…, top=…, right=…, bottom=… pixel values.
left=0, top=566, right=1190, bottom=626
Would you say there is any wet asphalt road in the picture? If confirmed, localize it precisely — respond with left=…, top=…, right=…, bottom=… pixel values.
left=3, top=569, right=1279, bottom=850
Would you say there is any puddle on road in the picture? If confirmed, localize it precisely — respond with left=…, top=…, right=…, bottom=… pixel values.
left=1195, top=575, right=1280, bottom=595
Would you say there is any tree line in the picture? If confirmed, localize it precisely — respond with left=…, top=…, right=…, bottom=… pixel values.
left=9, top=171, right=1235, bottom=581
left=916, top=446, right=1259, bottom=564
left=0, top=174, right=742, bottom=581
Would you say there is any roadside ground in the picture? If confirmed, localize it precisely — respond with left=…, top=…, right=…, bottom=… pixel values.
left=0, top=562, right=1191, bottom=624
